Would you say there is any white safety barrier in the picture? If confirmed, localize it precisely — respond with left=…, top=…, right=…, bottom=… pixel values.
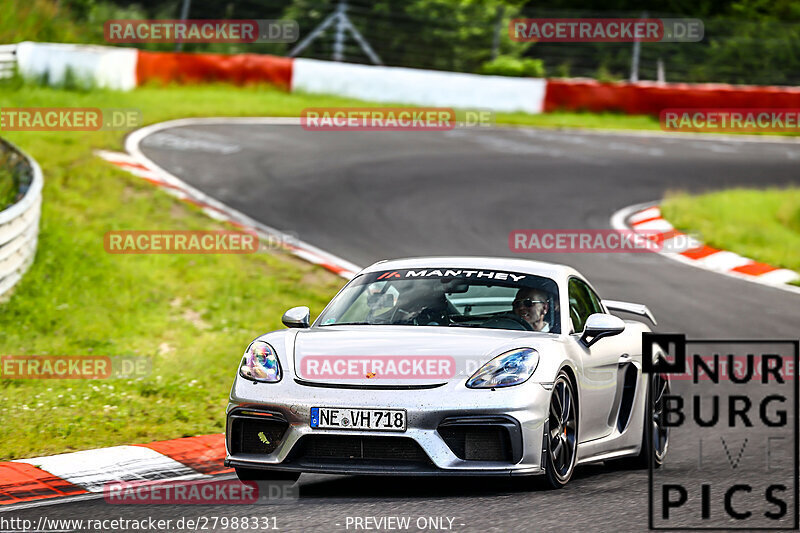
left=0, top=44, right=16, bottom=80
left=0, top=140, right=43, bottom=299
left=15, top=41, right=137, bottom=90
left=292, top=57, right=547, bottom=114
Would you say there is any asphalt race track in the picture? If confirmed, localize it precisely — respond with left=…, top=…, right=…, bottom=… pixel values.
left=10, top=125, right=799, bottom=532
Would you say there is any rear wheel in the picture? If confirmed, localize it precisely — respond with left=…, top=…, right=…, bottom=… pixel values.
left=235, top=468, right=301, bottom=482
left=543, top=371, right=578, bottom=489
left=612, top=369, right=670, bottom=469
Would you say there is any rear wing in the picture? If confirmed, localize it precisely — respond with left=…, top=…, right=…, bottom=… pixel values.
left=602, top=299, right=657, bottom=326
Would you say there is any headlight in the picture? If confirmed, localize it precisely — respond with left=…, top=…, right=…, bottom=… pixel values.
left=466, top=348, right=539, bottom=388
left=239, top=341, right=282, bottom=383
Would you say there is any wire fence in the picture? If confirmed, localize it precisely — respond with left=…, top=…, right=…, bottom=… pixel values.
left=96, top=0, right=800, bottom=86
left=264, top=1, right=800, bottom=86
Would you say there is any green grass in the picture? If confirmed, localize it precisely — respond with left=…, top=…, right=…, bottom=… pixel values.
left=662, top=188, right=800, bottom=285
left=0, top=164, right=14, bottom=210
left=0, top=83, right=366, bottom=460
left=496, top=110, right=661, bottom=131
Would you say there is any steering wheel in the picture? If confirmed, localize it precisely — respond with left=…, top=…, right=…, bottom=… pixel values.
left=482, top=314, right=535, bottom=331
left=413, top=306, right=449, bottom=326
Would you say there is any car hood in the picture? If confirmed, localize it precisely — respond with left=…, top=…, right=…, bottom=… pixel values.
left=292, top=325, right=551, bottom=386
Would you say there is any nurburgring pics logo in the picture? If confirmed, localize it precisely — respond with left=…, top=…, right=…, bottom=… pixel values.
left=509, top=229, right=701, bottom=253
left=644, top=334, right=798, bottom=530
left=510, top=18, right=704, bottom=42
left=661, top=109, right=800, bottom=132
left=0, top=108, right=142, bottom=131
left=104, top=19, right=299, bottom=43
left=300, top=108, right=495, bottom=131
left=104, top=230, right=259, bottom=254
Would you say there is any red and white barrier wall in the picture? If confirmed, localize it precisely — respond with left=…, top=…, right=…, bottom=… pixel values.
left=14, top=42, right=800, bottom=114
left=543, top=78, right=800, bottom=115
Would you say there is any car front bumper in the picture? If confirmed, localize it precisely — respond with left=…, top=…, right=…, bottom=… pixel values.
left=224, top=376, right=551, bottom=476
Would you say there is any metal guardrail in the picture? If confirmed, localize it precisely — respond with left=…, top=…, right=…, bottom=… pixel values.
left=0, top=44, right=16, bottom=80
left=0, top=138, right=42, bottom=299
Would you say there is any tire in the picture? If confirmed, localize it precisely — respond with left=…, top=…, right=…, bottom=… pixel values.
left=612, top=368, right=670, bottom=470
left=235, top=467, right=301, bottom=483
left=542, top=370, right=578, bottom=489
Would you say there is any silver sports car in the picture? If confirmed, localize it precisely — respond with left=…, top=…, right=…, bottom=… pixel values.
left=225, top=257, right=670, bottom=489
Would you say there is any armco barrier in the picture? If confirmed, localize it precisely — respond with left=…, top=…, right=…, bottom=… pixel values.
left=15, top=41, right=137, bottom=90
left=544, top=78, right=800, bottom=115
left=136, top=50, right=293, bottom=89
left=291, top=57, right=547, bottom=113
left=0, top=139, right=43, bottom=299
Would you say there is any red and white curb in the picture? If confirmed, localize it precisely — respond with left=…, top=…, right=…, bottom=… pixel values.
left=97, top=117, right=361, bottom=280
left=612, top=202, right=800, bottom=293
left=0, top=434, right=229, bottom=508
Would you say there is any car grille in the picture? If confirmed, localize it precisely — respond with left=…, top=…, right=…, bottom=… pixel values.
left=292, top=435, right=431, bottom=463
left=230, top=417, right=289, bottom=455
left=438, top=425, right=513, bottom=462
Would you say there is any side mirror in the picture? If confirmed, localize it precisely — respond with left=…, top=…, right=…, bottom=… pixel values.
left=282, top=306, right=310, bottom=329
left=580, top=313, right=625, bottom=347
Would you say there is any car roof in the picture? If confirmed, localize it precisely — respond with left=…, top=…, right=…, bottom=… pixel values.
left=359, top=256, right=584, bottom=282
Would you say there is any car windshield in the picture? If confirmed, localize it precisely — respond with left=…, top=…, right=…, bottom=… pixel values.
left=317, top=268, right=560, bottom=333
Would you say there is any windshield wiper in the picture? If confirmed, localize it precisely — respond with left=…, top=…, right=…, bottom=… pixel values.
left=321, top=321, right=373, bottom=326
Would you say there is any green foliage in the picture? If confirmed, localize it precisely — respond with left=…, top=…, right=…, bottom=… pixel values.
left=0, top=165, right=15, bottom=210
left=478, top=55, right=545, bottom=77
left=283, top=0, right=533, bottom=72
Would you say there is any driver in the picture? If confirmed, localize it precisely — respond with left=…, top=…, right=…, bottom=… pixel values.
left=512, top=287, right=551, bottom=332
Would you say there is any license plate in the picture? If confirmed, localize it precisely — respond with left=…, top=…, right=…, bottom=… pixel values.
left=310, top=407, right=406, bottom=431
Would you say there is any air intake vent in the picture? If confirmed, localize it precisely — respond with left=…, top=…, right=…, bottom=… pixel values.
left=292, top=435, right=430, bottom=463
left=437, top=416, right=522, bottom=462
left=231, top=416, right=289, bottom=454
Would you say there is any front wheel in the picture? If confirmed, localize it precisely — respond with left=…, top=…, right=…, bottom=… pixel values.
left=543, top=370, right=578, bottom=489
left=235, top=467, right=301, bottom=483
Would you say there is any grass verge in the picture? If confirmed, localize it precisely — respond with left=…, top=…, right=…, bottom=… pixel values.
left=0, top=83, right=367, bottom=460
left=662, top=188, right=800, bottom=286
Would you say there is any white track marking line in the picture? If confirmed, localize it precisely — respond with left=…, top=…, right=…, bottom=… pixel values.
left=631, top=218, right=674, bottom=232
left=628, top=206, right=661, bottom=224
left=758, top=269, right=800, bottom=284
left=695, top=251, right=753, bottom=272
